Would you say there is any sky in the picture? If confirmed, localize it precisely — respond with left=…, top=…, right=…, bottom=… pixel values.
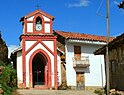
left=0, top=0, right=124, bottom=55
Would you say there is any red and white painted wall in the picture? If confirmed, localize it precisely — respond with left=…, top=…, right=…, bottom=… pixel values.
left=15, top=10, right=58, bottom=89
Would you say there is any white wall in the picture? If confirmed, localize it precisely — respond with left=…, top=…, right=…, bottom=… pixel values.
left=81, top=44, right=105, bottom=87
left=65, top=44, right=76, bottom=86
left=65, top=41, right=106, bottom=87
left=27, top=16, right=34, bottom=21
left=17, top=51, right=23, bottom=84
left=44, top=23, right=50, bottom=33
left=57, top=52, right=62, bottom=86
left=43, top=15, right=50, bottom=22
left=42, top=41, right=54, bottom=52
left=25, top=41, right=37, bottom=51
left=27, top=23, right=33, bottom=33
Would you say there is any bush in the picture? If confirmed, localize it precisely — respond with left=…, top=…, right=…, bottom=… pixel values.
left=0, top=61, right=17, bottom=95
left=94, top=88, right=105, bottom=95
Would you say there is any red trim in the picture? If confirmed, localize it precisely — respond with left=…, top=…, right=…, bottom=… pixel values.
left=39, top=40, right=54, bottom=55
left=25, top=40, right=54, bottom=56
left=20, top=35, right=57, bottom=40
left=50, top=19, right=52, bottom=34
left=45, top=21, right=50, bottom=23
left=25, top=10, right=54, bottom=20
left=27, top=21, right=33, bottom=23
left=25, top=41, right=39, bottom=55
left=22, top=39, right=26, bottom=88
left=29, top=49, right=52, bottom=88
left=24, top=19, right=27, bottom=34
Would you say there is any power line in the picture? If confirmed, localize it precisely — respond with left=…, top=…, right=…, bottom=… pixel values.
left=97, top=0, right=106, bottom=18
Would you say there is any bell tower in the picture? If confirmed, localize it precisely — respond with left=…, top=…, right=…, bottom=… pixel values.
left=20, top=10, right=54, bottom=35
left=18, top=10, right=58, bottom=89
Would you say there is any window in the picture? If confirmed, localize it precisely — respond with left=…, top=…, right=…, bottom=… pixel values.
left=74, top=46, right=81, bottom=60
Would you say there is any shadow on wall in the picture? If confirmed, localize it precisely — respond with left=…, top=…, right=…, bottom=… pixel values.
left=74, top=67, right=90, bottom=73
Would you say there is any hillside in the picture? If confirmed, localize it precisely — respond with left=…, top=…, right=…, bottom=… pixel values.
left=0, top=33, right=8, bottom=62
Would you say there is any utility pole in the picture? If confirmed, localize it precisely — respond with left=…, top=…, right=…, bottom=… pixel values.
left=106, top=0, right=110, bottom=95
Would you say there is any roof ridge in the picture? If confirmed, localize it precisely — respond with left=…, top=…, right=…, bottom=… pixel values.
left=54, top=30, right=114, bottom=42
left=55, top=30, right=109, bottom=37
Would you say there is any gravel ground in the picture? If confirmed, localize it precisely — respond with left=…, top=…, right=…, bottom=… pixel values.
left=17, top=89, right=97, bottom=95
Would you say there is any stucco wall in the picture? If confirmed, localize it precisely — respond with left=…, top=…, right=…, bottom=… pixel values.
left=57, top=52, right=62, bottom=86
left=65, top=42, right=106, bottom=87
left=17, top=51, right=23, bottom=85
left=27, top=23, right=33, bottom=32
left=44, top=23, right=50, bottom=33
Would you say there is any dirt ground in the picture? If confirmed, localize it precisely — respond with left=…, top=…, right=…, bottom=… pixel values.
left=17, top=89, right=97, bottom=95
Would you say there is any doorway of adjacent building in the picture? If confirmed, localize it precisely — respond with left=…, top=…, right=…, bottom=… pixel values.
left=76, top=72, right=85, bottom=90
left=32, top=53, right=47, bottom=87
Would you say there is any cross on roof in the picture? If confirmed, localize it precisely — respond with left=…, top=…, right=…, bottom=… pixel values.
left=36, top=4, right=40, bottom=10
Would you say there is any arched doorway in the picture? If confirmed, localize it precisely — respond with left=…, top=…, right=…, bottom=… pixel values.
left=32, top=53, right=47, bottom=87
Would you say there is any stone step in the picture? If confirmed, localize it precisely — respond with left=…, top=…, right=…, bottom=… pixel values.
left=34, top=85, right=48, bottom=90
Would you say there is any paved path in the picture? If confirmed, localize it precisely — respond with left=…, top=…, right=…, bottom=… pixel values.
left=17, top=89, right=97, bottom=95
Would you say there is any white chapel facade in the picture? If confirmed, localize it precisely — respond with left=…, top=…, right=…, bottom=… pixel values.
left=12, top=10, right=58, bottom=89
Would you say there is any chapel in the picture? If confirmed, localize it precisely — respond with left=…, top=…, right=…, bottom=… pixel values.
left=11, top=10, right=58, bottom=89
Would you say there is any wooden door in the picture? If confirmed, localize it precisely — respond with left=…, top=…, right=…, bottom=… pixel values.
left=76, top=72, right=85, bottom=90
left=74, top=46, right=81, bottom=60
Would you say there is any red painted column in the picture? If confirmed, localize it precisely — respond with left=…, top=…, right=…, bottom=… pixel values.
left=22, top=38, right=26, bottom=88
left=48, top=57, right=52, bottom=88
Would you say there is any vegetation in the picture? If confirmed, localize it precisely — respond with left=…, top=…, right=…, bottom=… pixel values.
left=58, top=81, right=71, bottom=90
left=94, top=88, right=105, bottom=95
left=0, top=33, right=8, bottom=63
left=0, top=61, right=17, bottom=95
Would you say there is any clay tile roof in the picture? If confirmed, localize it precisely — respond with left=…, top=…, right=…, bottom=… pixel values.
left=54, top=30, right=114, bottom=42
left=94, top=33, right=124, bottom=55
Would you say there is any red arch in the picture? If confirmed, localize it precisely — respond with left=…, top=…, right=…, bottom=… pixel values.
left=33, top=14, right=45, bottom=34
left=29, top=49, right=51, bottom=88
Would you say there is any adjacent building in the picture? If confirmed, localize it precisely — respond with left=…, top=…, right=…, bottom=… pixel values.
left=54, top=31, right=109, bottom=90
left=94, top=33, right=124, bottom=90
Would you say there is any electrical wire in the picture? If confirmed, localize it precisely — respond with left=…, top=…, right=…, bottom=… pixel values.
left=96, top=0, right=106, bottom=18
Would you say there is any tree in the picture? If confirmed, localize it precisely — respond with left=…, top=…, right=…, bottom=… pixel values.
left=0, top=32, right=17, bottom=94
left=0, top=32, right=8, bottom=63
left=0, top=61, right=17, bottom=95
left=118, top=1, right=124, bottom=9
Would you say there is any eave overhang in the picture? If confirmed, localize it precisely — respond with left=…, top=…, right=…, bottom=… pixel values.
left=66, top=39, right=107, bottom=45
